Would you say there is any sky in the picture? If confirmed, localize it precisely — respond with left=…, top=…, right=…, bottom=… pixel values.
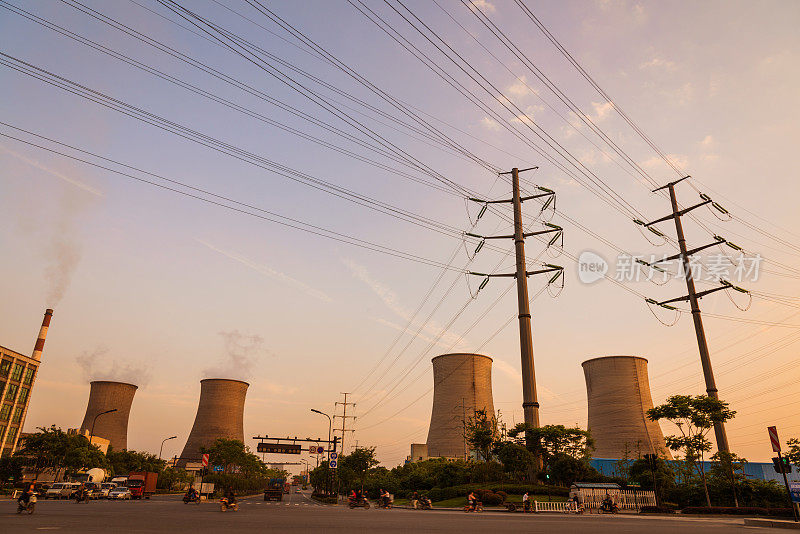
left=1, top=0, right=799, bottom=471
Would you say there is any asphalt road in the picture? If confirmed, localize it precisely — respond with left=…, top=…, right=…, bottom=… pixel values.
left=1, top=491, right=778, bottom=533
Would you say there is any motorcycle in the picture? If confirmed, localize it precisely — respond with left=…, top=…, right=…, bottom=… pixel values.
left=378, top=495, right=393, bottom=509
left=418, top=497, right=432, bottom=510
left=220, top=497, right=239, bottom=512
left=348, top=496, right=370, bottom=509
left=599, top=501, right=619, bottom=514
left=75, top=489, right=90, bottom=504
left=183, top=491, right=201, bottom=504
left=463, top=500, right=483, bottom=513
left=17, top=494, right=37, bottom=514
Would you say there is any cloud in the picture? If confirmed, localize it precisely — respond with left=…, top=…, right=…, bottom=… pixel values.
left=507, top=76, right=536, bottom=98
left=0, top=144, right=103, bottom=197
left=640, top=154, right=689, bottom=170
left=197, top=239, right=331, bottom=302
left=372, top=317, right=457, bottom=349
left=470, top=0, right=495, bottom=13
left=77, top=346, right=154, bottom=387
left=493, top=359, right=521, bottom=383
left=480, top=117, right=501, bottom=132
left=511, top=105, right=544, bottom=126
left=590, top=101, right=614, bottom=122
left=640, top=57, right=677, bottom=71
left=203, top=330, right=272, bottom=382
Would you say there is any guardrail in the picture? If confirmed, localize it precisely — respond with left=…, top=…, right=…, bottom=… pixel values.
left=534, top=501, right=579, bottom=513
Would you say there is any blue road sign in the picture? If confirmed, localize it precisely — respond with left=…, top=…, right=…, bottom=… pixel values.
left=213, top=465, right=223, bottom=472
left=329, top=460, right=338, bottom=469
left=330, top=452, right=338, bottom=460
left=790, top=482, right=800, bottom=504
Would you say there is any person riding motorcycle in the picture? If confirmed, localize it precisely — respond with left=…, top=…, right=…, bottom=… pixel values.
left=600, top=493, right=617, bottom=513
left=379, top=488, right=391, bottom=508
left=467, top=491, right=477, bottom=511
left=75, top=483, right=90, bottom=503
left=223, top=487, right=237, bottom=505
left=18, top=484, right=35, bottom=508
left=418, top=495, right=432, bottom=510
left=184, top=486, right=200, bottom=503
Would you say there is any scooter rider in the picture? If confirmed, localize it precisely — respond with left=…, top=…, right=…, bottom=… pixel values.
left=18, top=483, right=35, bottom=508
left=467, top=491, right=477, bottom=511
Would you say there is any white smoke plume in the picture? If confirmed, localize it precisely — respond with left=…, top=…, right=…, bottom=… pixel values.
left=76, top=346, right=153, bottom=387
left=203, top=330, right=271, bottom=382
left=45, top=233, right=81, bottom=306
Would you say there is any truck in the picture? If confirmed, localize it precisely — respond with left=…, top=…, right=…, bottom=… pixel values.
left=127, top=471, right=158, bottom=500
left=263, top=478, right=285, bottom=502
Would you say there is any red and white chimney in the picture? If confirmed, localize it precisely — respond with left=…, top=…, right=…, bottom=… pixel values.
left=31, top=308, right=53, bottom=361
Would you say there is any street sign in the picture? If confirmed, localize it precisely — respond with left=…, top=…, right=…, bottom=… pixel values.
left=213, top=465, right=223, bottom=472
left=309, top=446, right=324, bottom=454
left=768, top=426, right=781, bottom=452
left=257, top=443, right=302, bottom=455
left=329, top=460, right=338, bottom=469
left=330, top=452, right=338, bottom=460
left=201, top=454, right=209, bottom=467
left=790, top=482, right=800, bottom=504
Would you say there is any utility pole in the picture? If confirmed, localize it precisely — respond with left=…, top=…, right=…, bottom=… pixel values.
left=466, top=167, right=563, bottom=450
left=334, top=393, right=356, bottom=454
left=642, top=176, right=750, bottom=507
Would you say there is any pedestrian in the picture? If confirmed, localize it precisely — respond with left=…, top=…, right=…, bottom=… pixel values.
left=522, top=491, right=530, bottom=512
left=410, top=490, right=419, bottom=509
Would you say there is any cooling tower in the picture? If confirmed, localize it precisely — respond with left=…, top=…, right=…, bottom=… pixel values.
left=79, top=381, right=138, bottom=451
left=178, top=379, right=249, bottom=465
left=582, top=356, right=672, bottom=459
left=426, top=353, right=494, bottom=459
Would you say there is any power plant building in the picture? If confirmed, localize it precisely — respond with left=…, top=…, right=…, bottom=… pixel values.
left=0, top=309, right=52, bottom=457
left=582, top=356, right=671, bottom=459
left=178, top=379, right=249, bottom=467
left=79, top=381, right=138, bottom=451
left=424, top=353, right=495, bottom=460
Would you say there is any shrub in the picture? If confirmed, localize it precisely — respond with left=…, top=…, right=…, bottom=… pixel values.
left=639, top=505, right=676, bottom=514
left=681, top=507, right=794, bottom=517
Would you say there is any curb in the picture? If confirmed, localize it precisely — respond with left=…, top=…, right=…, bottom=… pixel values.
left=743, top=519, right=800, bottom=530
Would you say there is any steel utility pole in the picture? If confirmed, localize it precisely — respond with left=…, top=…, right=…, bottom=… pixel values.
left=466, top=167, right=563, bottom=450
left=334, top=393, right=356, bottom=454
left=644, top=176, right=734, bottom=453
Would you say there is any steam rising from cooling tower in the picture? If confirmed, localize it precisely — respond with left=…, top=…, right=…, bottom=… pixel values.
left=426, top=353, right=495, bottom=459
left=79, top=381, right=138, bottom=451
left=178, top=379, right=249, bottom=466
left=582, top=356, right=672, bottom=459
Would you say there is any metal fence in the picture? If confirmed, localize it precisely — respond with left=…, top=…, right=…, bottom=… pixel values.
left=577, top=488, right=656, bottom=510
left=534, top=501, right=579, bottom=513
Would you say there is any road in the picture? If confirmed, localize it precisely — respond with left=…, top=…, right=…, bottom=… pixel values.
left=2, top=491, right=778, bottom=533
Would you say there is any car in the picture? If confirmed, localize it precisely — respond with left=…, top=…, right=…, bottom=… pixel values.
left=45, top=482, right=80, bottom=500
left=83, top=482, right=103, bottom=499
left=108, top=487, right=132, bottom=500
left=99, top=482, right=117, bottom=498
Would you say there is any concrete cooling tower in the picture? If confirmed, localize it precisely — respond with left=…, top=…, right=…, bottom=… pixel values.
left=79, top=381, right=138, bottom=451
left=426, top=353, right=494, bottom=459
left=178, top=379, right=249, bottom=465
left=582, top=356, right=672, bottom=460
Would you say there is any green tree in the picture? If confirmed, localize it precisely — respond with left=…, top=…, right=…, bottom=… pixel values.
left=106, top=449, right=165, bottom=476
left=17, top=426, right=107, bottom=481
left=0, top=456, right=25, bottom=484
left=493, top=441, right=536, bottom=482
left=629, top=455, right=675, bottom=500
left=200, top=438, right=266, bottom=475
left=708, top=451, right=748, bottom=507
left=157, top=466, right=193, bottom=491
left=464, top=409, right=501, bottom=462
left=787, top=438, right=800, bottom=469
left=647, top=395, right=736, bottom=507
left=339, top=447, right=379, bottom=491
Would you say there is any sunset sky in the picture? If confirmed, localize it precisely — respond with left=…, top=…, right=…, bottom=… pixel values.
left=1, top=0, right=799, bottom=470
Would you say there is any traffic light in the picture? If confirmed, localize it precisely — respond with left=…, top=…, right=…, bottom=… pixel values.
left=772, top=457, right=792, bottom=474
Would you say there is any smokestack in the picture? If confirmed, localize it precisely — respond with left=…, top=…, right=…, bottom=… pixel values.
left=426, top=353, right=494, bottom=459
left=582, top=356, right=672, bottom=459
left=178, top=379, right=249, bottom=466
left=79, top=381, right=138, bottom=451
left=31, top=308, right=53, bottom=361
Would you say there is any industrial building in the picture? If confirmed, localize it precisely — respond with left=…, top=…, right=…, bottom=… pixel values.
left=178, top=378, right=249, bottom=467
left=0, top=309, right=52, bottom=457
left=79, top=380, right=138, bottom=451
left=582, top=355, right=672, bottom=460
left=420, top=353, right=495, bottom=460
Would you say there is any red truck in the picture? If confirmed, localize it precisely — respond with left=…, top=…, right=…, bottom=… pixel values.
left=127, top=471, right=158, bottom=500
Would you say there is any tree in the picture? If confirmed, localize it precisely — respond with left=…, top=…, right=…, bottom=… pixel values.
left=339, top=447, right=379, bottom=491
left=647, top=395, right=736, bottom=507
left=787, top=438, right=800, bottom=469
left=494, top=442, right=536, bottom=482
left=17, top=426, right=107, bottom=481
left=157, top=466, right=193, bottom=491
left=106, top=449, right=165, bottom=476
left=629, top=455, right=675, bottom=500
left=464, top=409, right=501, bottom=462
left=200, top=438, right=265, bottom=475
left=0, top=456, right=25, bottom=484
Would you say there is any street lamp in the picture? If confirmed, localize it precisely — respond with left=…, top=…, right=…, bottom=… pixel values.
left=311, top=408, right=333, bottom=497
left=159, top=435, right=178, bottom=460
left=89, top=408, right=117, bottom=448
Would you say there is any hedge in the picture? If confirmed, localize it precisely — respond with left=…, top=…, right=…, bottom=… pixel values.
left=425, top=483, right=568, bottom=503
left=681, top=507, right=794, bottom=517
left=640, top=505, right=676, bottom=514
